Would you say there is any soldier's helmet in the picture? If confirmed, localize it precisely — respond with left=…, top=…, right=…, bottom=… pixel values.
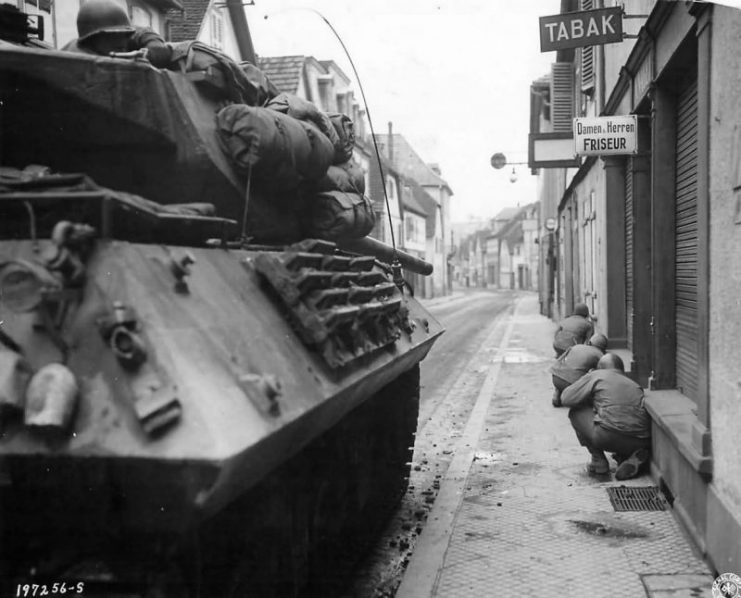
left=77, top=0, right=135, bottom=42
left=573, top=302, right=590, bottom=318
left=589, top=333, right=608, bottom=352
left=597, top=353, right=624, bottom=371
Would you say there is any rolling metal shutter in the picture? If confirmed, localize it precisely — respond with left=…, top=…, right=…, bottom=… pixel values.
left=625, top=160, right=633, bottom=351
left=674, top=77, right=699, bottom=400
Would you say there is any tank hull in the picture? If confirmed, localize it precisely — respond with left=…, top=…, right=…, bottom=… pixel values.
left=0, top=238, right=441, bottom=595
left=0, top=38, right=443, bottom=595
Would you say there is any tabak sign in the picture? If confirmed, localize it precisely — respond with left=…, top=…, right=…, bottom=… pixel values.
left=539, top=7, right=623, bottom=52
left=573, top=115, right=637, bottom=156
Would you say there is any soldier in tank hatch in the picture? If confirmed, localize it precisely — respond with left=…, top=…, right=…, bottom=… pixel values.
left=62, top=0, right=172, bottom=68
left=552, top=302, right=593, bottom=357
left=550, top=333, right=607, bottom=407
left=560, top=353, right=651, bottom=480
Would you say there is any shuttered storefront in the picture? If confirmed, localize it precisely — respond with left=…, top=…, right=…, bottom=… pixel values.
left=674, top=77, right=699, bottom=400
left=624, top=160, right=633, bottom=352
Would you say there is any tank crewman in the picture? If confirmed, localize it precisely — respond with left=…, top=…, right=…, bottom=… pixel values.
left=62, top=0, right=172, bottom=68
left=552, top=302, right=593, bottom=357
left=550, top=333, right=607, bottom=407
left=561, top=353, right=651, bottom=480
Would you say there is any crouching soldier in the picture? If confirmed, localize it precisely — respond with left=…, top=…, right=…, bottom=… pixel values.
left=561, top=353, right=651, bottom=480
left=62, top=0, right=172, bottom=68
left=553, top=302, right=593, bottom=357
left=550, top=333, right=607, bottom=407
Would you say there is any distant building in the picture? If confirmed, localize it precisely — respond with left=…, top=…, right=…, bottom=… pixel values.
left=489, top=203, right=539, bottom=290
left=400, top=178, right=432, bottom=297
left=376, top=129, right=454, bottom=297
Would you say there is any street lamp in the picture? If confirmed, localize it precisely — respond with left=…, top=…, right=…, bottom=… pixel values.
left=490, top=152, right=528, bottom=184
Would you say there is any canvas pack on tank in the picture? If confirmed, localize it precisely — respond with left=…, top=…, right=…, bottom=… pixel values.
left=0, top=67, right=443, bottom=598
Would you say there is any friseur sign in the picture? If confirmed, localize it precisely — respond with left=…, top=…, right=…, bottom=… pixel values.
left=573, top=115, right=637, bottom=156
left=539, top=7, right=623, bottom=52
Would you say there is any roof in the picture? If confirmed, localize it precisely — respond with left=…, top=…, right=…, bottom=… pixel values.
left=375, top=133, right=453, bottom=194
left=401, top=178, right=431, bottom=218
left=532, top=73, right=550, bottom=89
left=318, top=60, right=351, bottom=85
left=166, top=0, right=209, bottom=43
left=256, top=55, right=306, bottom=95
left=491, top=202, right=539, bottom=243
left=493, top=206, right=520, bottom=221
left=415, top=185, right=439, bottom=238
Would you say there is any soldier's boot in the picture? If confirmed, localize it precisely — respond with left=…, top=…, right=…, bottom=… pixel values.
left=615, top=448, right=650, bottom=480
left=586, top=450, right=609, bottom=475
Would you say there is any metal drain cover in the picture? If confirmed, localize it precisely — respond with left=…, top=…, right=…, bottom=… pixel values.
left=607, top=486, right=667, bottom=512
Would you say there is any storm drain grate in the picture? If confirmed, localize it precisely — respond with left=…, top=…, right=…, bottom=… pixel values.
left=607, top=486, right=667, bottom=512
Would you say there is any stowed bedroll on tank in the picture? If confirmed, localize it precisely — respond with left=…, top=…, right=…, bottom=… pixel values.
left=0, top=25, right=442, bottom=598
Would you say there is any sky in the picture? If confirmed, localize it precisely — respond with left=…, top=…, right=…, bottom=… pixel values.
left=244, top=0, right=559, bottom=223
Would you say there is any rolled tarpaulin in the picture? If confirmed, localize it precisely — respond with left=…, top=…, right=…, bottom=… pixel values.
left=304, top=190, right=375, bottom=241
left=328, top=112, right=355, bottom=164
left=312, top=160, right=366, bottom=195
left=216, top=104, right=334, bottom=191
left=266, top=93, right=341, bottom=155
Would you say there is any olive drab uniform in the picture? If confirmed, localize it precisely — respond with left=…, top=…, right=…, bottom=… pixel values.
left=553, top=304, right=593, bottom=357
left=550, top=343, right=604, bottom=405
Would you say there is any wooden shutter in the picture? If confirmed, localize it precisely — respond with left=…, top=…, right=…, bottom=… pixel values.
left=580, top=0, right=595, bottom=94
left=551, top=63, right=574, bottom=132
left=625, top=159, right=634, bottom=351
left=674, top=77, right=699, bottom=400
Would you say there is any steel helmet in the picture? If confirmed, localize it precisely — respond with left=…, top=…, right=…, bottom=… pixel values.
left=597, top=353, right=624, bottom=372
left=573, top=302, right=590, bottom=317
left=77, top=0, right=134, bottom=42
left=589, top=333, right=608, bottom=352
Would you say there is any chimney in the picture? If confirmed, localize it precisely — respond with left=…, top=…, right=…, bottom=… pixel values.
left=387, top=121, right=394, bottom=163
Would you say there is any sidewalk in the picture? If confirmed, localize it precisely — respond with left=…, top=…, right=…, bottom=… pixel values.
left=397, top=292, right=715, bottom=598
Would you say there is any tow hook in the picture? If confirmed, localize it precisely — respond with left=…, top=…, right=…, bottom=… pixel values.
left=98, top=302, right=148, bottom=370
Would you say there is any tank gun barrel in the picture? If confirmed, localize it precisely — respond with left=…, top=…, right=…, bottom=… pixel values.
left=336, top=237, right=433, bottom=276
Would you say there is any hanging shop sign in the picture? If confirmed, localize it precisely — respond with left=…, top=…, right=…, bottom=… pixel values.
left=539, top=7, right=623, bottom=52
left=573, top=115, right=637, bottom=156
left=528, top=133, right=580, bottom=169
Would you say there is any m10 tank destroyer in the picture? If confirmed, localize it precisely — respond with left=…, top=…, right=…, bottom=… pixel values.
left=0, top=8, right=443, bottom=597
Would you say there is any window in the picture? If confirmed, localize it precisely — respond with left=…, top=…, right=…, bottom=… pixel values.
left=23, top=0, right=51, bottom=11
left=130, top=4, right=153, bottom=28
left=22, top=0, right=52, bottom=43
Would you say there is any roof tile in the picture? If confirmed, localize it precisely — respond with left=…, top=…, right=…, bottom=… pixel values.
left=257, top=55, right=306, bottom=95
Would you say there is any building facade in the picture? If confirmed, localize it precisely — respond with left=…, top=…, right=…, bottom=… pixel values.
left=532, top=0, right=741, bottom=574
left=377, top=131, right=453, bottom=298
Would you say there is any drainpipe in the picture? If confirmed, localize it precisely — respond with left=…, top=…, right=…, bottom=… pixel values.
left=226, top=0, right=257, bottom=64
left=387, top=121, right=393, bottom=162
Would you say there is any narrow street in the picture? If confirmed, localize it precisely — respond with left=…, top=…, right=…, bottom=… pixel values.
left=343, top=288, right=520, bottom=597
left=345, top=288, right=713, bottom=598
